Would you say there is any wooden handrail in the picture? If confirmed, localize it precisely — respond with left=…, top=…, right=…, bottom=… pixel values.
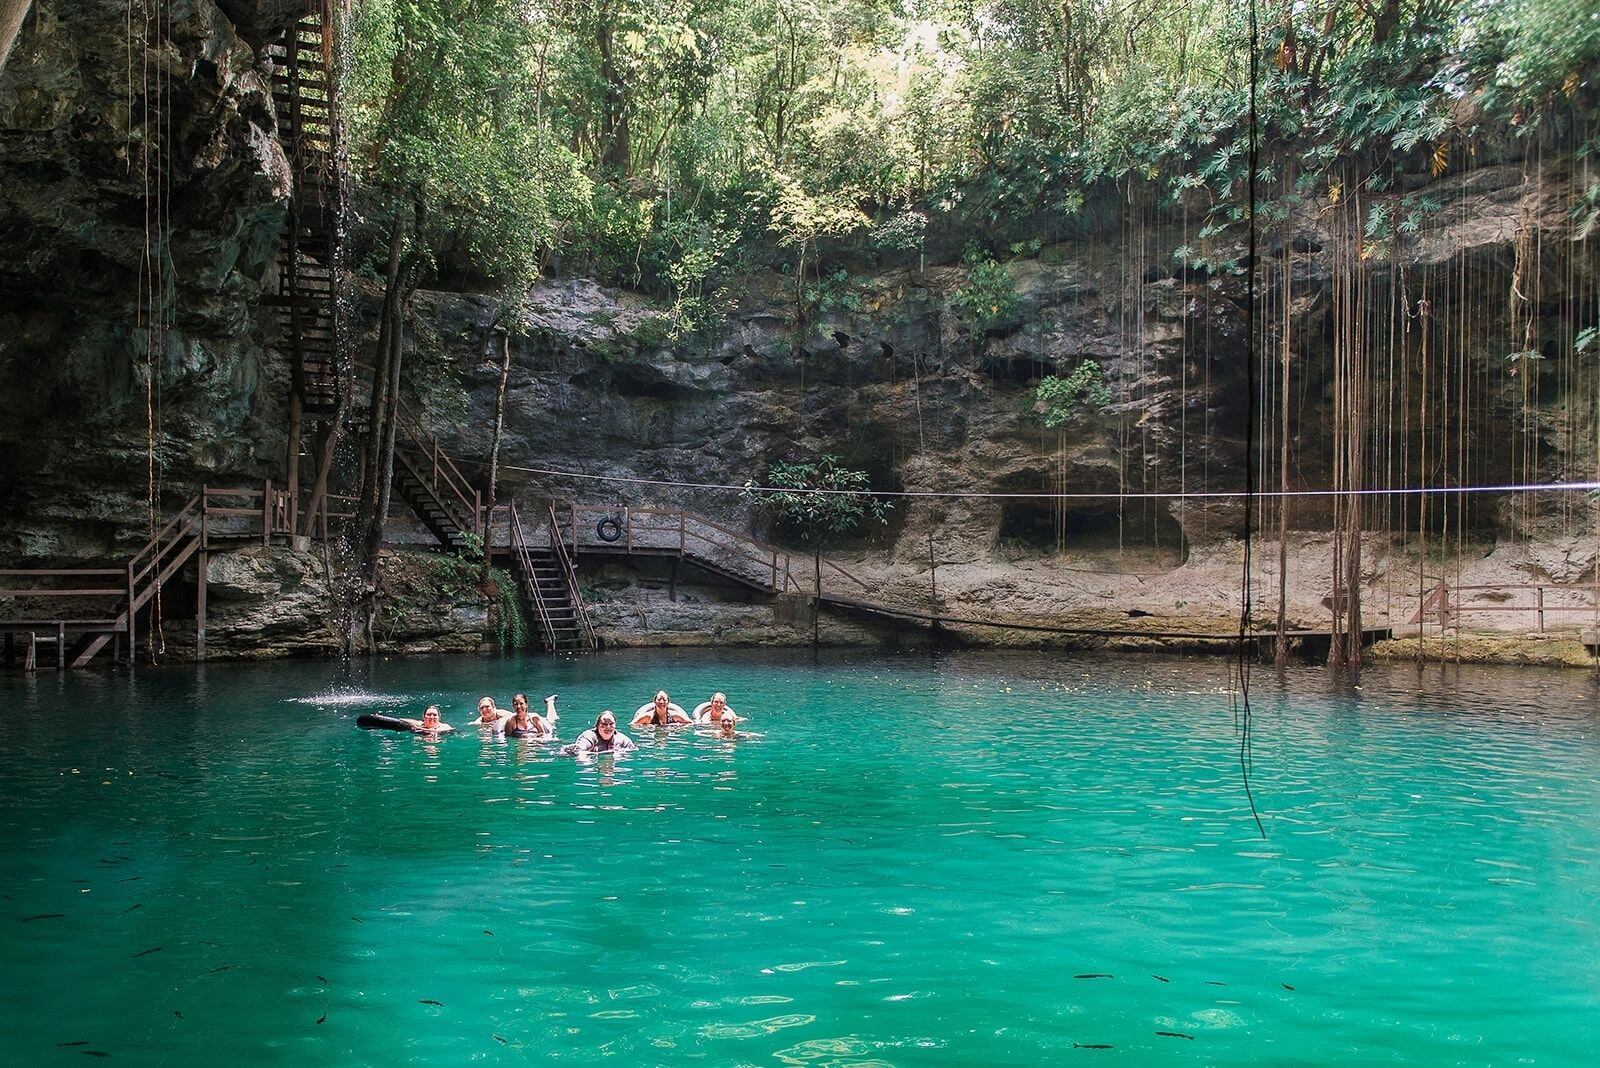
left=504, top=502, right=558, bottom=650
left=556, top=501, right=805, bottom=596
left=0, top=569, right=124, bottom=577
left=129, top=495, right=202, bottom=570
left=547, top=501, right=597, bottom=649
left=393, top=397, right=480, bottom=533
left=1412, top=579, right=1598, bottom=635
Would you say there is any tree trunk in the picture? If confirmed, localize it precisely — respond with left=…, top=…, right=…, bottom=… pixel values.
left=357, top=217, right=406, bottom=526
left=597, top=22, right=630, bottom=173
left=362, top=284, right=407, bottom=585
left=484, top=331, right=513, bottom=582
left=812, top=543, right=821, bottom=653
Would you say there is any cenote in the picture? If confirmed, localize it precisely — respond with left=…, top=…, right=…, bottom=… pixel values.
left=3, top=650, right=1599, bottom=1063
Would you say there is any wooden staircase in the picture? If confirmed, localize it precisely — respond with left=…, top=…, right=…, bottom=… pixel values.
left=387, top=401, right=483, bottom=552
left=266, top=7, right=342, bottom=416
left=1, top=484, right=299, bottom=670
left=500, top=502, right=596, bottom=653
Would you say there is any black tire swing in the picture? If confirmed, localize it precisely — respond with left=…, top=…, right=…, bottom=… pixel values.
left=596, top=516, right=623, bottom=542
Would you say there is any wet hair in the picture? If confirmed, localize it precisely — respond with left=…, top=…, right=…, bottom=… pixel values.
left=513, top=693, right=528, bottom=706
left=654, top=691, right=669, bottom=702
left=423, top=705, right=441, bottom=719
left=712, top=692, right=726, bottom=704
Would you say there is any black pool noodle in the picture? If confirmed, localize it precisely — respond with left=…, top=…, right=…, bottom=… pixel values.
left=357, top=714, right=420, bottom=733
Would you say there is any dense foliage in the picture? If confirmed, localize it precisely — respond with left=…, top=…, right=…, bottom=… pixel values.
left=743, top=456, right=892, bottom=538
left=345, top=0, right=1599, bottom=314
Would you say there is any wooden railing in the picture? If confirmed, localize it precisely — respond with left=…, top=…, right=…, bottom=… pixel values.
left=503, top=502, right=558, bottom=649
left=547, top=501, right=597, bottom=650
left=556, top=503, right=797, bottom=593
left=1409, top=579, right=1600, bottom=636
left=551, top=501, right=880, bottom=606
left=1, top=480, right=356, bottom=668
left=393, top=397, right=482, bottom=537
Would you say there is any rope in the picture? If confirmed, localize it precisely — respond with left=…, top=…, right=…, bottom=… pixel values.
left=1237, top=0, right=1264, bottom=840
left=480, top=459, right=1600, bottom=501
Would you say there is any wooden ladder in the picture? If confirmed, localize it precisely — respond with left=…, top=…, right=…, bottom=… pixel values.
left=266, top=9, right=341, bottom=416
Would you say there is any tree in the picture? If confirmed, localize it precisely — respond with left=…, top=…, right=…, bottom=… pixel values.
left=744, top=455, right=891, bottom=645
left=345, top=0, right=587, bottom=602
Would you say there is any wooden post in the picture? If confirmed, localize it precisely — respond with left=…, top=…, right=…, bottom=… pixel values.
left=670, top=557, right=679, bottom=602
left=770, top=550, right=777, bottom=592
left=678, top=510, right=685, bottom=556
left=286, top=391, right=303, bottom=514
left=262, top=479, right=273, bottom=546
left=571, top=506, right=578, bottom=552
left=1535, top=586, right=1545, bottom=634
left=126, top=562, right=137, bottom=665
left=196, top=549, right=208, bottom=661
left=625, top=506, right=632, bottom=553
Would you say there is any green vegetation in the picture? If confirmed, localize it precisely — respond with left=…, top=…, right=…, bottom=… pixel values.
left=343, top=0, right=1597, bottom=315
left=487, top=566, right=529, bottom=652
left=743, top=456, right=891, bottom=541
left=1034, top=362, right=1113, bottom=427
left=951, top=243, right=1022, bottom=333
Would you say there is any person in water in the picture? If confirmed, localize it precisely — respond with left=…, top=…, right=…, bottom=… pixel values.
left=567, top=710, right=635, bottom=754
left=693, top=692, right=739, bottom=725
left=473, top=696, right=509, bottom=728
left=505, top=693, right=558, bottom=737
left=397, top=705, right=454, bottom=735
left=631, top=690, right=692, bottom=727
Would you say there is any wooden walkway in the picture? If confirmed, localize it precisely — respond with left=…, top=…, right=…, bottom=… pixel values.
left=545, top=503, right=1452, bottom=646
left=0, top=484, right=354, bottom=669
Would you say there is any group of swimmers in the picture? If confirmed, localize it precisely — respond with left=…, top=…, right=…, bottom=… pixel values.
left=389, top=689, right=744, bottom=755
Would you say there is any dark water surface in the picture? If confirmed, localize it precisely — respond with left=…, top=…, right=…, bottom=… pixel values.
left=2, top=650, right=1598, bottom=1064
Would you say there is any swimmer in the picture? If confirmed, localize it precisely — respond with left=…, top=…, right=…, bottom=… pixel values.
left=565, top=711, right=636, bottom=755
left=505, top=693, right=558, bottom=737
left=631, top=690, right=692, bottom=728
left=473, top=696, right=509, bottom=729
left=400, top=705, right=455, bottom=735
left=692, top=692, right=740, bottom=725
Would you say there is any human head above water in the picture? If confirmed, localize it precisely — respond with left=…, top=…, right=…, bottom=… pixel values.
left=512, top=693, right=528, bottom=714
left=422, top=705, right=442, bottom=726
left=654, top=691, right=670, bottom=707
left=595, top=711, right=617, bottom=734
left=478, top=697, right=497, bottom=720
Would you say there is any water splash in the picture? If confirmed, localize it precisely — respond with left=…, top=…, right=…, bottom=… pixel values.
left=286, top=688, right=406, bottom=707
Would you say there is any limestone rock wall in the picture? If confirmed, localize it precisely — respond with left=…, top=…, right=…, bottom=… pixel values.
left=0, top=0, right=291, bottom=561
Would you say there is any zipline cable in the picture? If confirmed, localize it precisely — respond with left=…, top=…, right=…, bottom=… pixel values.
left=474, top=458, right=1600, bottom=501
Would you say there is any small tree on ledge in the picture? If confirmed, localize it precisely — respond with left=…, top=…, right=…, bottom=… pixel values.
left=744, top=456, right=891, bottom=645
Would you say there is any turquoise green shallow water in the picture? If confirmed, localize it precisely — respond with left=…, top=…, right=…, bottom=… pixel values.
left=3, top=650, right=1599, bottom=1064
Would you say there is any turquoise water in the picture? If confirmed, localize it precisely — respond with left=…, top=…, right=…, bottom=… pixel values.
left=3, top=650, right=1599, bottom=1064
